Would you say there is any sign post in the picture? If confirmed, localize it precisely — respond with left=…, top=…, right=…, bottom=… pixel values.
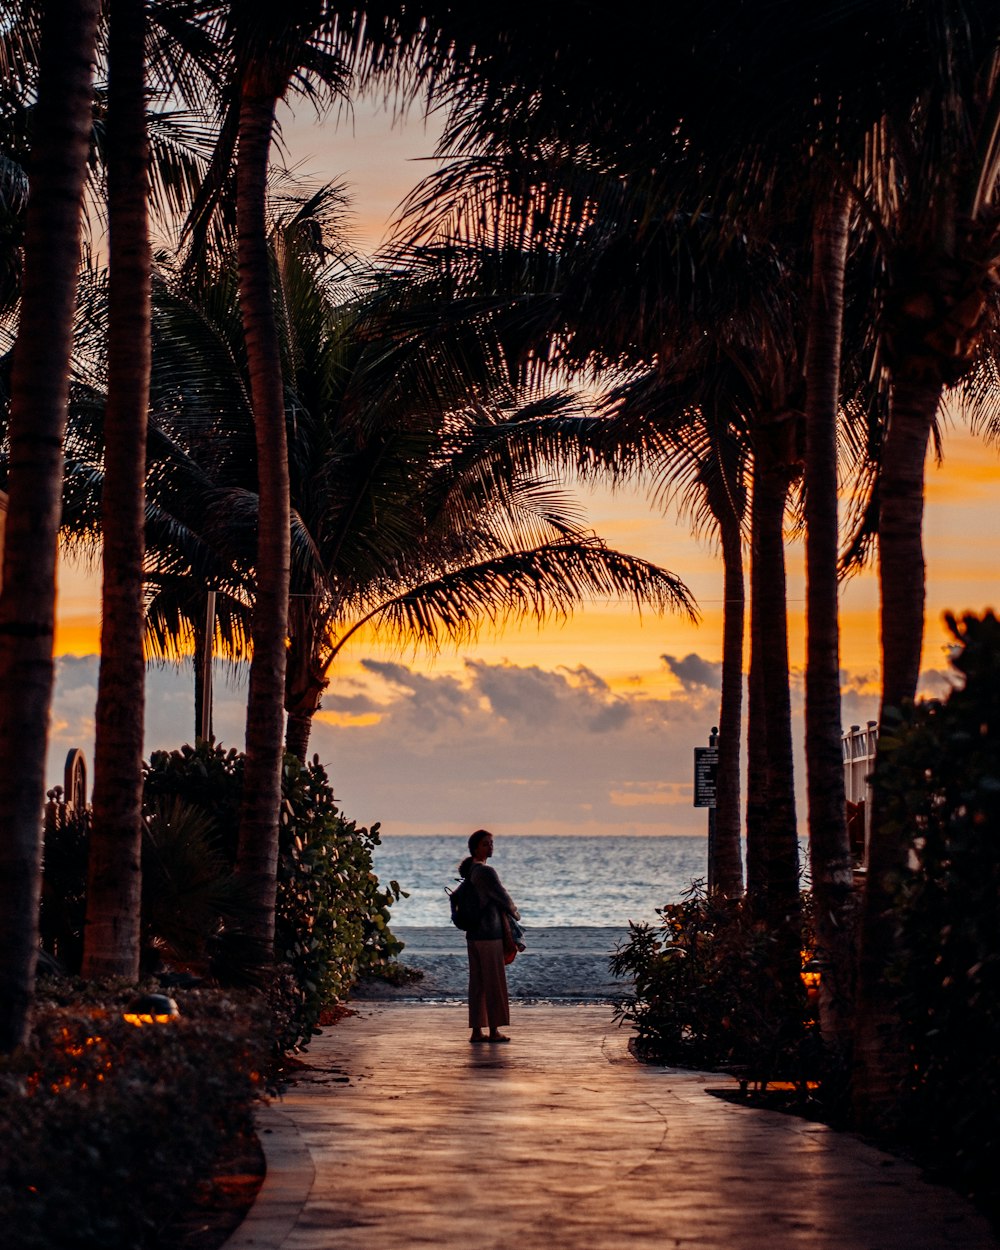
left=693, top=727, right=719, bottom=893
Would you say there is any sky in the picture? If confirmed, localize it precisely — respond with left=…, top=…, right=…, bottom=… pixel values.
left=42, top=95, right=1000, bottom=838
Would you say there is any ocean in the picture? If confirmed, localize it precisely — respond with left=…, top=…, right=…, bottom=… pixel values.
left=372, top=834, right=710, bottom=930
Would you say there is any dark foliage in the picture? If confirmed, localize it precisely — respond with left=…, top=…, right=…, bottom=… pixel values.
left=39, top=741, right=405, bottom=1051
left=143, top=742, right=405, bottom=1050
left=879, top=612, right=1000, bottom=1216
left=0, top=984, right=266, bottom=1250
left=611, top=882, right=818, bottom=1090
left=39, top=802, right=90, bottom=973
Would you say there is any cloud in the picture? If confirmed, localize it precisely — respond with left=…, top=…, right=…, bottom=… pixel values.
left=44, top=645, right=957, bottom=841
left=311, top=656, right=710, bottom=836
left=917, top=667, right=956, bottom=700
left=660, top=652, right=722, bottom=692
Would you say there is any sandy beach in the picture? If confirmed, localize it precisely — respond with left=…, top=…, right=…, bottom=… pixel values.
left=354, top=925, right=629, bottom=1002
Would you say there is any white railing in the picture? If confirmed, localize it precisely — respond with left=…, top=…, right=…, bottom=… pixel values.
left=842, top=721, right=878, bottom=865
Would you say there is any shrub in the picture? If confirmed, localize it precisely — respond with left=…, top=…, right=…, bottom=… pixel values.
left=142, top=743, right=405, bottom=1050
left=879, top=612, right=1000, bottom=1212
left=0, top=984, right=267, bottom=1250
left=611, top=882, right=817, bottom=1087
left=272, top=754, right=404, bottom=1050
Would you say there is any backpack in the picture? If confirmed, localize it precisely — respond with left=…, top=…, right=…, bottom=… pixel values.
left=448, top=875, right=480, bottom=931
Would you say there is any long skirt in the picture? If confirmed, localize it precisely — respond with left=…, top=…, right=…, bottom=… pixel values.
left=467, top=938, right=510, bottom=1029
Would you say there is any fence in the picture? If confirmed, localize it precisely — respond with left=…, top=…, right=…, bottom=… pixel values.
left=842, top=721, right=878, bottom=865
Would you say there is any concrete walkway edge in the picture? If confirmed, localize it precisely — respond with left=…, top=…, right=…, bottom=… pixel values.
left=221, top=1104, right=314, bottom=1250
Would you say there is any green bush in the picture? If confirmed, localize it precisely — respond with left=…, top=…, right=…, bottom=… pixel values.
left=611, top=883, right=817, bottom=1087
left=143, top=743, right=405, bottom=1050
left=878, top=612, right=1000, bottom=1212
left=272, top=754, right=404, bottom=1049
left=0, top=984, right=266, bottom=1250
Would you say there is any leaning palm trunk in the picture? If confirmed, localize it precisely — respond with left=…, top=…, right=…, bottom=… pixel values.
left=234, top=81, right=292, bottom=961
left=712, top=495, right=745, bottom=899
left=83, top=0, right=151, bottom=982
left=803, top=187, right=855, bottom=1062
left=852, top=369, right=941, bottom=1130
left=0, top=0, right=100, bottom=1050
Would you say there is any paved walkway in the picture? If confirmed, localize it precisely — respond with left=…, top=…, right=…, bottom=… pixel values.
left=225, top=1003, right=997, bottom=1250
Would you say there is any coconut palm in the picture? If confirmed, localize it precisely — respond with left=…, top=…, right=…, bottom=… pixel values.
left=0, top=0, right=101, bottom=1052
left=395, top=149, right=815, bottom=923
left=81, top=0, right=154, bottom=983
left=407, top=4, right=958, bottom=1074
left=149, top=195, right=697, bottom=763
left=182, top=2, right=439, bottom=962
left=849, top=1, right=1000, bottom=1132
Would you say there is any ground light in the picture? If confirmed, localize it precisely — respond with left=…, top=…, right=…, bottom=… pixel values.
left=123, top=993, right=180, bottom=1026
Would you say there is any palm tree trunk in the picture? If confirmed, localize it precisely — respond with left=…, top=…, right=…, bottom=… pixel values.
left=754, top=459, right=800, bottom=939
left=714, top=505, right=744, bottom=898
left=877, top=373, right=940, bottom=717
left=234, top=82, right=291, bottom=961
left=82, top=0, right=150, bottom=983
left=852, top=368, right=941, bottom=1130
left=285, top=711, right=314, bottom=764
left=745, top=460, right=769, bottom=909
left=194, top=589, right=216, bottom=742
left=0, top=0, right=100, bottom=1051
left=803, top=186, right=855, bottom=1060
left=284, top=625, right=324, bottom=763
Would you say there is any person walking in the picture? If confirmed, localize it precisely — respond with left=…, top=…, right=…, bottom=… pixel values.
left=461, top=829, right=520, bottom=1043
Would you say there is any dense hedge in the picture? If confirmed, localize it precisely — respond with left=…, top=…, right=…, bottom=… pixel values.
left=142, top=743, right=405, bottom=1050
left=878, top=612, right=1000, bottom=1213
left=610, top=884, right=818, bottom=1086
left=0, top=985, right=266, bottom=1250
left=41, top=742, right=406, bottom=1051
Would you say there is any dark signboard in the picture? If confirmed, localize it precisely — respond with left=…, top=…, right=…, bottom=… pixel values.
left=693, top=746, right=718, bottom=808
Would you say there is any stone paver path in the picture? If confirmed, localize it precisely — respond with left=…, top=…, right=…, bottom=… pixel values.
left=226, top=1003, right=997, bottom=1250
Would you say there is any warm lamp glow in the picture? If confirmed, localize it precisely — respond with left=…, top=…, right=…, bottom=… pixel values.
left=123, top=993, right=180, bottom=1026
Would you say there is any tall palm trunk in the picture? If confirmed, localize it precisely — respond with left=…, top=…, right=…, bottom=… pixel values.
left=83, top=0, right=151, bottom=982
left=712, top=491, right=745, bottom=899
left=754, top=456, right=800, bottom=939
left=234, top=80, right=291, bottom=959
left=0, top=0, right=100, bottom=1051
left=193, top=588, right=216, bottom=742
left=285, top=708, right=316, bottom=763
left=852, top=369, right=941, bottom=1130
left=284, top=620, right=325, bottom=762
left=745, top=456, right=768, bottom=906
left=877, top=374, right=940, bottom=717
left=803, top=186, right=855, bottom=1060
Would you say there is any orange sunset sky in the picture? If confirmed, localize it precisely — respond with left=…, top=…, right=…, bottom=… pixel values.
left=45, top=96, right=1000, bottom=838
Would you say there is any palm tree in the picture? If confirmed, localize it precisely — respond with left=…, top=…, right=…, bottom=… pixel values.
left=396, top=152, right=814, bottom=918
left=148, top=199, right=697, bottom=762
left=851, top=2, right=1000, bottom=1133
left=181, top=0, right=469, bottom=961
left=0, top=0, right=101, bottom=1051
left=803, top=186, right=857, bottom=1063
left=81, top=0, right=153, bottom=983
